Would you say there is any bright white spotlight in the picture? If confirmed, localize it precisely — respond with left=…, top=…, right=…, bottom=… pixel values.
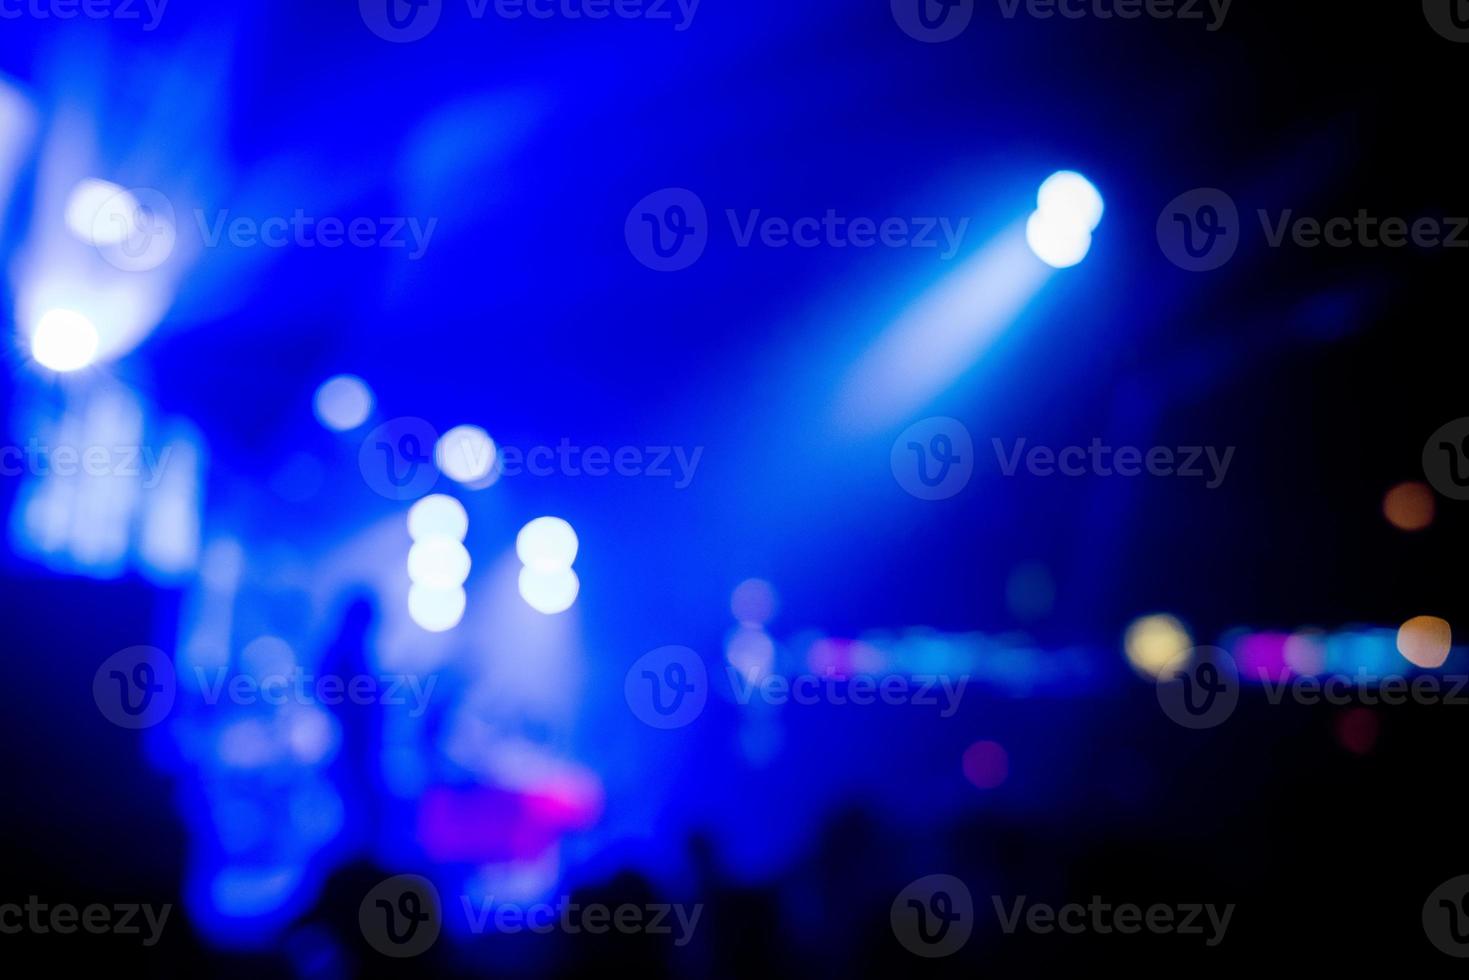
left=407, top=537, right=472, bottom=588
left=1026, top=210, right=1094, bottom=269
left=435, top=425, right=497, bottom=485
left=64, top=179, right=139, bottom=246
left=515, top=517, right=578, bottom=572
left=408, top=583, right=467, bottom=632
left=30, top=309, right=100, bottom=372
left=1036, top=171, right=1104, bottom=232
left=518, top=566, right=580, bottom=615
left=407, top=494, right=468, bottom=542
left=313, top=375, right=374, bottom=431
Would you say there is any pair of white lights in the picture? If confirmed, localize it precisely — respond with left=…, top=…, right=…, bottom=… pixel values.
left=406, top=495, right=472, bottom=632
left=1025, top=171, right=1105, bottom=270
left=515, top=517, right=580, bottom=615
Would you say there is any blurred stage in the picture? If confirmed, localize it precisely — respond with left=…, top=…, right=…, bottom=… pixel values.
left=1, top=1, right=1467, bottom=974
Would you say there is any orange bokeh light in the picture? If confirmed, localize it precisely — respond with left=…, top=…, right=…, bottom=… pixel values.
left=1383, top=482, right=1435, bottom=532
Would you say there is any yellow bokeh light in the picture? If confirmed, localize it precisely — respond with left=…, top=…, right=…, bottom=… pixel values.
left=1125, top=614, right=1193, bottom=678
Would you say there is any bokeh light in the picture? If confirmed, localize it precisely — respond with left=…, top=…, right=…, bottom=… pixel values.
left=407, top=537, right=472, bottom=588
left=1025, top=209, right=1094, bottom=269
left=435, top=425, right=497, bottom=485
left=407, top=583, right=467, bottom=632
left=64, top=178, right=137, bottom=246
left=1396, top=615, right=1452, bottom=669
left=1233, top=632, right=1289, bottom=682
left=1382, top=481, right=1434, bottom=532
left=30, top=308, right=99, bottom=372
left=1335, top=707, right=1379, bottom=756
left=1124, top=613, right=1193, bottom=678
left=962, top=740, right=1009, bottom=790
left=407, top=494, right=468, bottom=543
left=240, top=635, right=295, bottom=679
left=515, top=517, right=579, bottom=572
left=1283, top=630, right=1327, bottom=676
left=312, top=375, right=374, bottom=432
left=1026, top=171, right=1101, bottom=268
left=518, top=565, right=580, bottom=615
left=731, top=578, right=778, bottom=627
left=1036, top=170, right=1105, bottom=232
left=726, top=625, right=776, bottom=683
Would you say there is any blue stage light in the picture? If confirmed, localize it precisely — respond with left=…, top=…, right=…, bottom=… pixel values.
left=837, top=227, right=1053, bottom=428
left=1026, top=171, right=1103, bottom=269
left=1026, top=210, right=1094, bottom=269
left=1036, top=170, right=1105, bottom=232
